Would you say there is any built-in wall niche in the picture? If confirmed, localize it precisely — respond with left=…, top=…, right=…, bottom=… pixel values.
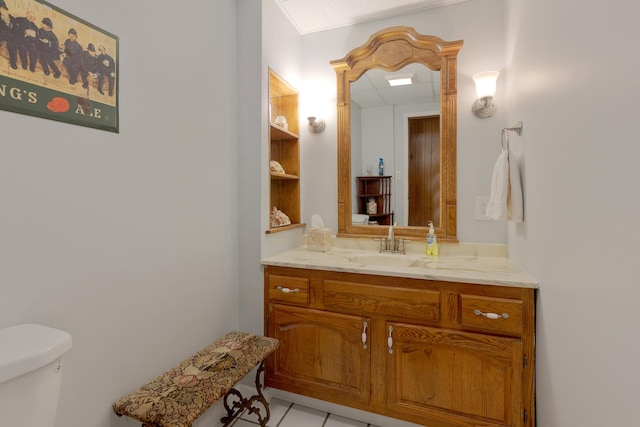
left=267, top=69, right=305, bottom=233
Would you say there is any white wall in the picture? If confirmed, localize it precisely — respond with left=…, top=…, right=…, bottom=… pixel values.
left=300, top=0, right=510, bottom=243
left=237, top=0, right=265, bottom=338
left=260, top=0, right=304, bottom=257
left=237, top=0, right=305, bottom=337
left=507, top=0, right=640, bottom=425
left=0, top=1, right=239, bottom=426
left=360, top=106, right=394, bottom=179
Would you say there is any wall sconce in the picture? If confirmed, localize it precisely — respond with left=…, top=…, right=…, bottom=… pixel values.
left=472, top=71, right=499, bottom=118
left=307, top=116, right=325, bottom=133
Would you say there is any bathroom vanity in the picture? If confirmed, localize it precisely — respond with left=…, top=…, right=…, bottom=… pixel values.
left=262, top=245, right=536, bottom=427
left=261, top=27, right=535, bottom=427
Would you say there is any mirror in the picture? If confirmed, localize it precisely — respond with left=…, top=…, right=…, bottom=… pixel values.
left=350, top=64, right=441, bottom=228
left=331, top=26, right=463, bottom=242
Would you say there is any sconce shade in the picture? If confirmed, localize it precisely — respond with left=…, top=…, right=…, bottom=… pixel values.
left=473, top=71, right=499, bottom=98
left=307, top=116, right=326, bottom=133
left=472, top=71, right=499, bottom=118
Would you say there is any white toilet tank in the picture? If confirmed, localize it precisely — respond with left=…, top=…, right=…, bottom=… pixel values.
left=0, top=324, right=73, bottom=427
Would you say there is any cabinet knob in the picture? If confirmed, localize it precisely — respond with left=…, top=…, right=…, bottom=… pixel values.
left=474, top=309, right=509, bottom=320
left=276, top=285, right=300, bottom=294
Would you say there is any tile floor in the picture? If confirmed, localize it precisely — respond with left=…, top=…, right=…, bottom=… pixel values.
left=230, top=398, right=381, bottom=427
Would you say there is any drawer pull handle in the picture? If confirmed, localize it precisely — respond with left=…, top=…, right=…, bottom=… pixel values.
left=474, top=309, right=509, bottom=320
left=276, top=286, right=299, bottom=294
left=362, top=321, right=368, bottom=350
left=387, top=325, right=393, bottom=354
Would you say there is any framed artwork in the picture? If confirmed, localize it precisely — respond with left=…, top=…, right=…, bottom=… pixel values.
left=0, top=0, right=118, bottom=132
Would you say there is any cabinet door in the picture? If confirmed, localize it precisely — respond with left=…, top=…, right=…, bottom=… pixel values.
left=267, top=304, right=371, bottom=404
left=386, top=322, right=523, bottom=427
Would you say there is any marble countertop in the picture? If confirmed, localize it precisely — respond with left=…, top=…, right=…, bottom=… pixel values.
left=261, top=239, right=538, bottom=289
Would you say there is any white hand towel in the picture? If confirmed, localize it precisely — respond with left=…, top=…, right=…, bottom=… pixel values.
left=507, top=150, right=523, bottom=223
left=486, top=149, right=524, bottom=222
left=486, top=150, right=509, bottom=220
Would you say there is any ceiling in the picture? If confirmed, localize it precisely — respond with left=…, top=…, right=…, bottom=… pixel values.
left=351, top=63, right=440, bottom=108
left=274, top=0, right=470, bottom=35
left=275, top=0, right=465, bottom=107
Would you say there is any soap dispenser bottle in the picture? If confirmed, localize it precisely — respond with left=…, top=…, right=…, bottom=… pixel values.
left=426, top=221, right=439, bottom=257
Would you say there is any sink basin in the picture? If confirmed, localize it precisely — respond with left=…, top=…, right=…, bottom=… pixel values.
left=349, top=254, right=419, bottom=268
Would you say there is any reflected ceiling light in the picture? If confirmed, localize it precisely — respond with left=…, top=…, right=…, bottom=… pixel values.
left=472, top=71, right=499, bottom=118
left=385, top=73, right=415, bottom=87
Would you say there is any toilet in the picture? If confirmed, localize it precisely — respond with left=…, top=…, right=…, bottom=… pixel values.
left=0, top=323, right=73, bottom=427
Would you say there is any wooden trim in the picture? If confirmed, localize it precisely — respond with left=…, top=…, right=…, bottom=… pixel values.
left=265, top=223, right=306, bottom=235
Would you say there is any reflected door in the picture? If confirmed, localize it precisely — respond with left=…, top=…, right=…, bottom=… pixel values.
left=408, top=116, right=440, bottom=226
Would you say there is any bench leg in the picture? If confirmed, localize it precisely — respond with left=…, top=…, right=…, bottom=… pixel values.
left=221, top=360, right=270, bottom=427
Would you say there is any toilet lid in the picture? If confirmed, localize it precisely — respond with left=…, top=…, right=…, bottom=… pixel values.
left=0, top=324, right=72, bottom=384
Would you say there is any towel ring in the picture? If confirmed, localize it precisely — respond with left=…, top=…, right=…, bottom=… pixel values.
left=501, top=128, right=510, bottom=152
left=500, top=121, right=523, bottom=151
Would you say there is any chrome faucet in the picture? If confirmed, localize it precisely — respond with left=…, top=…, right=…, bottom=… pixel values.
left=376, top=223, right=407, bottom=254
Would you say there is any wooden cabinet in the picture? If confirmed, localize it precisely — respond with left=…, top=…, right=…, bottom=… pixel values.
left=356, top=176, right=394, bottom=225
left=267, top=69, right=304, bottom=233
left=386, top=323, right=523, bottom=426
left=268, top=305, right=371, bottom=404
left=264, top=266, right=535, bottom=427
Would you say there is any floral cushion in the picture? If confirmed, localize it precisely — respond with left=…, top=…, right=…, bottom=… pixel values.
left=113, top=331, right=279, bottom=427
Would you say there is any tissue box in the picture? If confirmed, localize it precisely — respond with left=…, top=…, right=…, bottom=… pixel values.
left=307, top=228, right=332, bottom=252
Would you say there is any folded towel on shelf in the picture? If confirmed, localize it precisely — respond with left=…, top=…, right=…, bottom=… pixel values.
left=486, top=149, right=523, bottom=222
left=352, top=214, right=369, bottom=224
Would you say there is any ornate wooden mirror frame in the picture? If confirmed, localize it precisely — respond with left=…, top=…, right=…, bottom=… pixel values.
left=331, top=26, right=463, bottom=241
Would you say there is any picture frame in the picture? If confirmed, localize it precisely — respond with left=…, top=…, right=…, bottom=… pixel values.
left=0, top=0, right=119, bottom=132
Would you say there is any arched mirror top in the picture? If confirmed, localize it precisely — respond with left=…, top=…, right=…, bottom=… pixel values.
left=331, top=26, right=463, bottom=241
left=332, top=27, right=461, bottom=79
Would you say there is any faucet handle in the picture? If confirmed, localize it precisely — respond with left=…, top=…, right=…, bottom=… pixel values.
left=374, top=237, right=387, bottom=252
left=397, top=238, right=411, bottom=254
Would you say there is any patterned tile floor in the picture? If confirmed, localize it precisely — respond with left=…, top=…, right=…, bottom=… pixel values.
left=230, top=398, right=381, bottom=427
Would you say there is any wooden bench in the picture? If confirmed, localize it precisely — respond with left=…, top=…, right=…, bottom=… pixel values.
left=113, top=331, right=279, bottom=427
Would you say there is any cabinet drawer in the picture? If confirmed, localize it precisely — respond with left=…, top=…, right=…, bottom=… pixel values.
left=324, top=280, right=440, bottom=322
left=460, top=294, right=523, bottom=335
left=268, top=274, right=310, bottom=305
